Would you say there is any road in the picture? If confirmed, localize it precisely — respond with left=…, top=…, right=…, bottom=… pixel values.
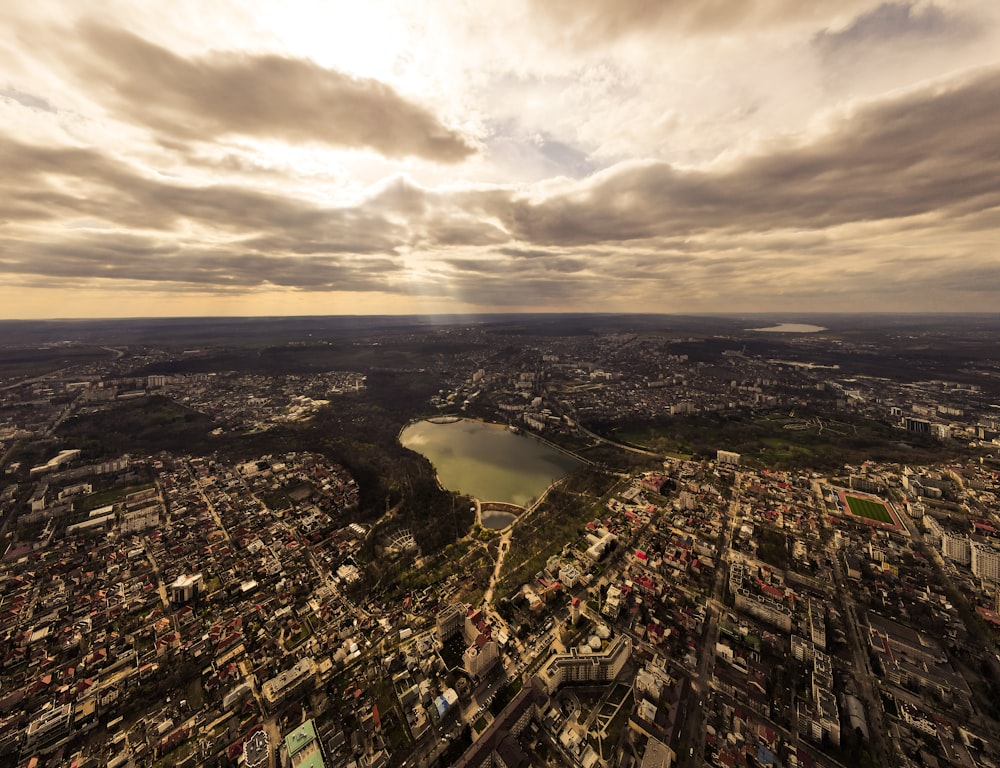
left=896, top=499, right=1000, bottom=690
left=813, top=480, right=894, bottom=768
left=186, top=460, right=234, bottom=545
left=143, top=536, right=170, bottom=608
left=683, top=480, right=739, bottom=767
left=482, top=528, right=513, bottom=605
left=571, top=421, right=664, bottom=459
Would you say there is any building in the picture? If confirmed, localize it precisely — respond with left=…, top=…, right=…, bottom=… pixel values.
left=904, top=417, right=930, bottom=434
left=808, top=600, right=826, bottom=650
left=463, top=608, right=499, bottom=679
left=805, top=688, right=841, bottom=747
left=262, top=657, right=318, bottom=712
left=640, top=737, right=675, bottom=768
left=849, top=474, right=883, bottom=494
left=452, top=681, right=548, bottom=768
left=433, top=688, right=460, bottom=720
left=559, top=563, right=582, bottom=588
left=435, top=603, right=465, bottom=641
left=29, top=449, right=82, bottom=477
left=584, top=530, right=616, bottom=563
left=942, top=533, right=971, bottom=566
left=285, top=719, right=326, bottom=768
left=791, top=635, right=815, bottom=663
left=29, top=483, right=48, bottom=512
left=538, top=635, right=632, bottom=694
left=635, top=659, right=672, bottom=701
left=121, top=504, right=160, bottom=534
left=734, top=589, right=793, bottom=632
left=23, top=704, right=74, bottom=755
left=169, top=573, right=203, bottom=603
left=463, top=634, right=499, bottom=680
left=971, top=542, right=1000, bottom=583
left=569, top=597, right=581, bottom=625
left=243, top=729, right=270, bottom=768
left=717, top=450, right=741, bottom=466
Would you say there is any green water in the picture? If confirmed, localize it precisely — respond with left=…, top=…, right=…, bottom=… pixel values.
left=399, top=419, right=581, bottom=507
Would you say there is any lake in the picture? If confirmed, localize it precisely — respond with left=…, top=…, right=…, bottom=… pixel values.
left=747, top=323, right=827, bottom=333
left=399, top=419, right=582, bottom=512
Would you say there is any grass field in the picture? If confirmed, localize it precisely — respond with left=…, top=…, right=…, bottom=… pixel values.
left=844, top=495, right=894, bottom=525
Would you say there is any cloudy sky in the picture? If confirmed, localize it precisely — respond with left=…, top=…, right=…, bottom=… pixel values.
left=2, top=0, right=999, bottom=318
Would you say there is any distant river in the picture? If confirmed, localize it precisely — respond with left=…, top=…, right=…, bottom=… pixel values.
left=399, top=419, right=582, bottom=510
left=747, top=323, right=827, bottom=333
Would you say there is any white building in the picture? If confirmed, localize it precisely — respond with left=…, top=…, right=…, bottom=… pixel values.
left=24, top=704, right=75, bottom=755
left=971, top=542, right=1000, bottom=583
left=121, top=504, right=160, bottom=534
left=261, top=657, right=317, bottom=711
left=559, top=564, right=582, bottom=588
left=538, top=635, right=632, bottom=694
left=942, top=533, right=971, bottom=566
left=716, top=450, right=741, bottom=466
left=169, top=573, right=203, bottom=603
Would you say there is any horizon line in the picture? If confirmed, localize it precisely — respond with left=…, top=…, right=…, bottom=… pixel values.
left=4, top=310, right=1000, bottom=323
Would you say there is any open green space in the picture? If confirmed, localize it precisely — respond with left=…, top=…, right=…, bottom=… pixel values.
left=496, top=469, right=618, bottom=596
left=844, top=495, right=894, bottom=524
left=755, top=527, right=790, bottom=570
left=262, top=481, right=315, bottom=511
left=600, top=408, right=951, bottom=470
left=58, top=395, right=219, bottom=457
left=78, top=482, right=155, bottom=513
left=0, top=345, right=118, bottom=380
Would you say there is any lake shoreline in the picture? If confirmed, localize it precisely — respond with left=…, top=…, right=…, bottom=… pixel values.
left=399, top=416, right=582, bottom=513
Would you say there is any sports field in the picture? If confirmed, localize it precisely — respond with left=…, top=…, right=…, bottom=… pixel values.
left=844, top=494, right=894, bottom=525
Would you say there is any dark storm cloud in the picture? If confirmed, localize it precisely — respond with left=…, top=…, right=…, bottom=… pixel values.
left=66, top=23, right=473, bottom=162
left=438, top=265, right=646, bottom=307
left=498, top=67, right=1000, bottom=244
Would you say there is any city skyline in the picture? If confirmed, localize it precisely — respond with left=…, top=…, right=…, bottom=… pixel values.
left=2, top=0, right=999, bottom=319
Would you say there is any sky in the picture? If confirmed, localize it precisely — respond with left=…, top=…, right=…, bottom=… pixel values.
left=2, top=0, right=999, bottom=318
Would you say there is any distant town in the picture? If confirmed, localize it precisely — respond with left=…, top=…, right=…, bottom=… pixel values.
left=1, top=314, right=999, bottom=768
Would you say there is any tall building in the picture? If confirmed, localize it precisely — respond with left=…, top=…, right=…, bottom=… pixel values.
left=463, top=634, right=499, bottom=680
left=463, top=607, right=499, bottom=679
left=941, top=533, right=971, bottom=566
left=435, top=603, right=465, bottom=641
left=169, top=573, right=203, bottom=603
left=717, top=450, right=741, bottom=466
left=537, top=635, right=632, bottom=694
left=452, top=682, right=548, bottom=768
left=971, top=542, right=1000, bottom=583
left=437, top=604, right=500, bottom=679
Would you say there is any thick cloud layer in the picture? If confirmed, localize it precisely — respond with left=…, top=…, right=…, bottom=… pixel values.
left=0, top=0, right=998, bottom=316
left=500, top=67, right=1000, bottom=244
left=62, top=23, right=473, bottom=162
